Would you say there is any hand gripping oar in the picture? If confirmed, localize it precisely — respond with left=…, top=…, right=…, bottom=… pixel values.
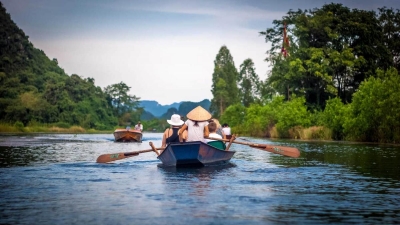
left=206, top=137, right=300, bottom=158
left=96, top=147, right=165, bottom=163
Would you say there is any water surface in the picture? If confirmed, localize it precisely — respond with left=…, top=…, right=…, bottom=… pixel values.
left=0, top=133, right=399, bottom=224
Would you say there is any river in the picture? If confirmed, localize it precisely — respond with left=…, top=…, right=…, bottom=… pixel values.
left=0, top=133, right=399, bottom=224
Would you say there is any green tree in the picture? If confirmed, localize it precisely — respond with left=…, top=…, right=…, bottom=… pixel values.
left=210, top=46, right=239, bottom=117
left=104, top=82, right=140, bottom=117
left=343, top=68, right=400, bottom=143
left=260, top=3, right=393, bottom=109
left=238, top=59, right=261, bottom=107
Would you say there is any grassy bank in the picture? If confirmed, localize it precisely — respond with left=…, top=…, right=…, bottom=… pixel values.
left=0, top=123, right=113, bottom=134
left=234, top=125, right=333, bottom=141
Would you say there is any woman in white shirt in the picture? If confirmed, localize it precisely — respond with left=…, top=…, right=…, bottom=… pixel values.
left=179, top=106, right=211, bottom=142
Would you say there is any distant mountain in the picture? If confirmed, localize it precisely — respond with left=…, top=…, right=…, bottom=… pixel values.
left=139, top=99, right=211, bottom=119
left=139, top=100, right=181, bottom=117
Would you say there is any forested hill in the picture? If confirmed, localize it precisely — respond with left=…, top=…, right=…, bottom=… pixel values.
left=0, top=3, right=117, bottom=129
left=0, top=2, right=211, bottom=131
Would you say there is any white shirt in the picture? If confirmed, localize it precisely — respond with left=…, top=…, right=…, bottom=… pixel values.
left=185, top=120, right=209, bottom=142
left=205, top=133, right=223, bottom=143
left=222, top=127, right=231, bottom=135
left=134, top=124, right=143, bottom=131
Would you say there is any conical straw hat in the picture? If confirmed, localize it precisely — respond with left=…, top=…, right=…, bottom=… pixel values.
left=186, top=106, right=212, bottom=121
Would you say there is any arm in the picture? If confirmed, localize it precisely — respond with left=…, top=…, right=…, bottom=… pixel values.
left=203, top=125, right=210, bottom=138
left=179, top=130, right=187, bottom=142
left=178, top=124, right=188, bottom=142
left=161, top=129, right=168, bottom=148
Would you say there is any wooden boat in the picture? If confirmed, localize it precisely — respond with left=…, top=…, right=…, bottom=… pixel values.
left=113, top=129, right=142, bottom=142
left=157, top=141, right=235, bottom=167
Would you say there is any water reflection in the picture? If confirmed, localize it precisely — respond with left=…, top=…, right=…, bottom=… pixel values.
left=1, top=134, right=400, bottom=224
left=158, top=163, right=236, bottom=197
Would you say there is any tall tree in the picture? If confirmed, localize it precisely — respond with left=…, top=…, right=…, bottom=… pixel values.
left=238, top=59, right=261, bottom=107
left=259, top=3, right=392, bottom=109
left=210, top=46, right=239, bottom=117
left=104, top=82, right=140, bottom=117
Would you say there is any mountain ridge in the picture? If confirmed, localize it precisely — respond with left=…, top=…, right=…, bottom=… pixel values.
left=139, top=99, right=211, bottom=119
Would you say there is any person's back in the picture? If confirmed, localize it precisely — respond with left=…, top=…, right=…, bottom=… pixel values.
left=179, top=106, right=212, bottom=142
left=222, top=123, right=231, bottom=139
left=161, top=114, right=187, bottom=148
left=222, top=124, right=231, bottom=135
left=206, top=122, right=225, bottom=150
left=185, top=120, right=208, bottom=142
left=205, top=122, right=222, bottom=143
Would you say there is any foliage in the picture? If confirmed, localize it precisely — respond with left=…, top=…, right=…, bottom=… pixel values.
left=238, top=59, right=262, bottom=107
left=321, top=97, right=350, bottom=140
left=274, top=97, right=311, bottom=137
left=210, top=46, right=240, bottom=117
left=104, top=82, right=140, bottom=117
left=0, top=4, right=132, bottom=130
left=220, top=103, right=246, bottom=133
left=343, top=68, right=400, bottom=143
left=260, top=3, right=399, bottom=109
left=221, top=96, right=310, bottom=138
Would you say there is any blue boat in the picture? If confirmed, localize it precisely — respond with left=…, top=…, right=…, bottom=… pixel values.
left=157, top=141, right=235, bottom=167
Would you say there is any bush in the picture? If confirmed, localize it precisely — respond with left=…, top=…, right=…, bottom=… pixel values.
left=54, top=122, right=71, bottom=128
left=343, top=68, right=400, bottom=143
left=321, top=98, right=349, bottom=140
left=14, top=121, right=24, bottom=131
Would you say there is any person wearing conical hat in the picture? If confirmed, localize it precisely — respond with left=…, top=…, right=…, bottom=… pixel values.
left=178, top=106, right=212, bottom=142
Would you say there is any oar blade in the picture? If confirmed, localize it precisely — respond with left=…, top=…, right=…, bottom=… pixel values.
left=96, top=152, right=139, bottom=163
left=251, top=145, right=300, bottom=158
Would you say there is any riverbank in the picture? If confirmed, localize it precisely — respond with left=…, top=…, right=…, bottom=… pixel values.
left=0, top=123, right=112, bottom=134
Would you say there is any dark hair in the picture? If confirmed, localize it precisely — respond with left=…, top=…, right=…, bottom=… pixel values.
left=208, top=122, right=217, bottom=132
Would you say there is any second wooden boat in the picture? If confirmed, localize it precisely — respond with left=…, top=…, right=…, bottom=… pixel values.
left=113, top=129, right=142, bottom=142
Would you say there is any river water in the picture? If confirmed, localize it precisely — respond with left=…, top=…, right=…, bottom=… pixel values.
left=0, top=133, right=399, bottom=224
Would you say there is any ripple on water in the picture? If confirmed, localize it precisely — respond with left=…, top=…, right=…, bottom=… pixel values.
left=1, top=134, right=400, bottom=224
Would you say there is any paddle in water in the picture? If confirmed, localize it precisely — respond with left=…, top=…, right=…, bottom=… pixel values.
left=96, top=147, right=164, bottom=163
left=206, top=137, right=300, bottom=158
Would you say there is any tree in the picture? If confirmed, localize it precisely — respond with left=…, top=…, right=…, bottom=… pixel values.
left=260, top=3, right=394, bottom=109
left=210, top=46, right=239, bottom=117
left=104, top=82, right=140, bottom=118
left=238, top=59, right=261, bottom=107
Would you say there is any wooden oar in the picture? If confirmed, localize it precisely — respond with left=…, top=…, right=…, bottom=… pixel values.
left=96, top=147, right=165, bottom=163
left=206, top=137, right=300, bottom=158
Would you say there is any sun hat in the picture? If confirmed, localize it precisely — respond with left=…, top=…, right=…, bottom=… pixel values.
left=211, top=118, right=221, bottom=128
left=167, top=114, right=184, bottom=126
left=186, top=106, right=212, bottom=121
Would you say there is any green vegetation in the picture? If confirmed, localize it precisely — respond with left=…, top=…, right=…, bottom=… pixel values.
left=213, top=3, right=400, bottom=143
left=1, top=2, right=399, bottom=143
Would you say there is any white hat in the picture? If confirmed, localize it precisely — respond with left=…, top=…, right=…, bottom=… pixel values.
left=167, top=114, right=184, bottom=126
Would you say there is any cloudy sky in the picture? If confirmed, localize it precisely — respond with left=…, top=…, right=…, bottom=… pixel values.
left=2, top=0, right=400, bottom=105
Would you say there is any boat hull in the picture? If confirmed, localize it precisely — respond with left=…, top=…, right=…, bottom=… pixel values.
left=113, top=129, right=142, bottom=142
left=157, top=141, right=235, bottom=167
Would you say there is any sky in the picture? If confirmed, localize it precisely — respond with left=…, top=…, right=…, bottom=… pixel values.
left=2, top=0, right=400, bottom=105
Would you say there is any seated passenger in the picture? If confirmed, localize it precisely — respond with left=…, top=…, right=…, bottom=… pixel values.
left=179, top=106, right=211, bottom=142
left=205, top=122, right=223, bottom=142
left=161, top=114, right=187, bottom=148
left=205, top=122, right=226, bottom=150
left=222, top=123, right=232, bottom=139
